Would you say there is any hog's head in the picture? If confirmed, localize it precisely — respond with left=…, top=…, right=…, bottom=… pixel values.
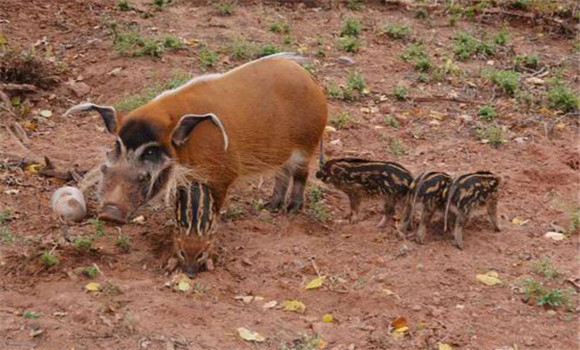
left=65, top=103, right=228, bottom=224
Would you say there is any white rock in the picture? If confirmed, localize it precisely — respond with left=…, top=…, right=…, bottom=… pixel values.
left=51, top=186, right=87, bottom=222
left=544, top=231, right=566, bottom=241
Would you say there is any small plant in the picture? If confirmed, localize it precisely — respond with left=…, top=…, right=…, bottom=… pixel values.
left=493, top=29, right=509, bottom=46
left=513, top=54, right=539, bottom=71
left=199, top=47, right=218, bottom=68
left=260, top=44, right=282, bottom=57
left=417, top=73, right=428, bottom=83
left=453, top=32, right=496, bottom=60
left=81, top=265, right=99, bottom=278
left=346, top=0, right=364, bottom=11
left=389, top=138, right=406, bottom=156
left=380, top=23, right=410, bottom=40
left=216, top=1, right=235, bottom=16
left=88, top=218, right=105, bottom=237
left=115, top=235, right=131, bottom=252
left=413, top=56, right=432, bottom=72
left=401, top=43, right=426, bottom=61
left=533, top=256, right=559, bottom=279
left=270, top=21, right=290, bottom=34
left=73, top=237, right=93, bottom=252
left=153, top=0, right=170, bottom=9
left=280, top=334, right=326, bottom=350
left=522, top=278, right=545, bottom=298
left=283, top=36, right=295, bottom=45
left=306, top=185, right=329, bottom=222
left=341, top=18, right=363, bottom=37
left=40, top=251, right=59, bottom=267
left=23, top=311, right=39, bottom=319
left=384, top=115, right=400, bottom=128
left=510, top=0, right=529, bottom=10
left=337, top=37, right=362, bottom=53
left=478, top=105, right=497, bottom=121
left=415, top=8, right=428, bottom=19
left=161, top=36, right=184, bottom=50
left=346, top=70, right=367, bottom=93
left=488, top=70, right=520, bottom=96
left=228, top=39, right=258, bottom=60
left=537, top=289, right=570, bottom=307
left=303, top=64, right=316, bottom=76
left=109, top=23, right=183, bottom=57
left=224, top=204, right=246, bottom=220
left=568, top=208, right=580, bottom=235
left=331, top=111, right=354, bottom=129
left=476, top=125, right=505, bottom=147
left=547, top=79, right=579, bottom=113
left=393, top=85, right=408, bottom=101
left=118, top=0, right=131, bottom=11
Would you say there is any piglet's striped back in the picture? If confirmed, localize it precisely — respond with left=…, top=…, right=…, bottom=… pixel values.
left=175, top=182, right=217, bottom=237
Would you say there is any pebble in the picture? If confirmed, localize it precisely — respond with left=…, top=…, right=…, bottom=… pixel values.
left=335, top=56, right=355, bottom=65
left=544, top=231, right=566, bottom=241
left=68, top=81, right=91, bottom=98
left=411, top=304, right=422, bottom=311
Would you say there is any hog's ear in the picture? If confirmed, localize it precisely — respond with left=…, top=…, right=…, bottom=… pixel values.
left=64, top=103, right=118, bottom=134
left=171, top=113, right=229, bottom=151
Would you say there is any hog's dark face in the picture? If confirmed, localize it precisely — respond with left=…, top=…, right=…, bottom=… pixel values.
left=99, top=119, right=173, bottom=223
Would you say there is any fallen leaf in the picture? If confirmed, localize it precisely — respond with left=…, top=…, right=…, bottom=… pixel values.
left=305, top=276, right=325, bottom=290
left=383, top=288, right=394, bottom=295
left=234, top=295, right=254, bottom=303
left=390, top=316, right=408, bottom=330
left=40, top=110, right=52, bottom=118
left=263, top=300, right=277, bottom=309
left=253, top=296, right=264, bottom=302
left=131, top=215, right=145, bottom=224
left=439, top=343, right=453, bottom=350
left=511, top=217, right=529, bottom=226
left=322, top=313, right=333, bottom=323
left=283, top=299, right=306, bottom=313
left=25, top=163, right=42, bottom=173
left=544, top=231, right=566, bottom=241
left=177, top=281, right=191, bottom=292
left=22, top=121, right=37, bottom=131
left=85, top=282, right=101, bottom=292
left=476, top=271, right=502, bottom=286
left=237, top=327, right=265, bottom=342
left=317, top=338, right=328, bottom=349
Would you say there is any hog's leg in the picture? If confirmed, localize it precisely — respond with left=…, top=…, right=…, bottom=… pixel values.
left=287, top=164, right=309, bottom=214
left=453, top=211, right=466, bottom=249
left=398, top=201, right=413, bottom=237
left=487, top=196, right=501, bottom=232
left=265, top=165, right=292, bottom=212
left=347, top=193, right=361, bottom=224
left=416, top=205, right=434, bottom=245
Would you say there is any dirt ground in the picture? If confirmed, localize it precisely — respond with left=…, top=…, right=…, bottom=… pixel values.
left=1, top=1, right=579, bottom=349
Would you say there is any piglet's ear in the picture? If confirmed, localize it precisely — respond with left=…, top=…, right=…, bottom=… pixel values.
left=171, top=113, right=229, bottom=151
left=64, top=103, right=118, bottom=134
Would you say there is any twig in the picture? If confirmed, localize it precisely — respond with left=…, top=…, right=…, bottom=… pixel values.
left=0, top=83, right=37, bottom=92
left=410, top=95, right=484, bottom=105
left=309, top=256, right=322, bottom=278
left=0, top=90, right=11, bottom=110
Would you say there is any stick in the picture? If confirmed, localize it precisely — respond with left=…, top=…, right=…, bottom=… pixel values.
left=309, top=256, right=322, bottom=278
left=0, top=83, right=37, bottom=92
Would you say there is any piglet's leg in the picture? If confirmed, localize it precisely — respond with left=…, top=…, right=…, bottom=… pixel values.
left=487, top=196, right=501, bottom=232
left=453, top=213, right=466, bottom=250
left=377, top=199, right=395, bottom=229
left=347, top=193, right=361, bottom=224
left=416, top=207, right=434, bottom=245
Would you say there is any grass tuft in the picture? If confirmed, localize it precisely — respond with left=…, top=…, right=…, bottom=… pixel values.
left=478, top=105, right=497, bottom=121
left=380, top=23, right=410, bottom=40
left=488, top=70, right=520, bottom=96
left=306, top=185, right=329, bottom=222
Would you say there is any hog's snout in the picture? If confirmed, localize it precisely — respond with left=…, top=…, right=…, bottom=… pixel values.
left=99, top=204, right=127, bottom=224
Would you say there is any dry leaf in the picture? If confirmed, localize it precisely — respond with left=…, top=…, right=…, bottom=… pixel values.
left=283, top=300, right=306, bottom=313
left=263, top=300, right=277, bottom=309
left=25, top=163, right=41, bottom=173
left=85, top=282, right=100, bottom=292
left=177, top=281, right=191, bottom=292
left=40, top=110, right=52, bottom=118
left=511, top=217, right=529, bottom=226
left=237, top=327, right=265, bottom=342
left=390, top=316, right=408, bottom=330
left=476, top=271, right=502, bottom=286
left=439, top=343, right=453, bottom=350
left=22, top=121, right=38, bottom=131
left=305, top=276, right=325, bottom=290
left=322, top=313, right=333, bottom=323
left=131, top=215, right=145, bottom=224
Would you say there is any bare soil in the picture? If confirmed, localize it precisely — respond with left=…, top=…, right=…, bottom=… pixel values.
left=1, top=1, right=579, bottom=349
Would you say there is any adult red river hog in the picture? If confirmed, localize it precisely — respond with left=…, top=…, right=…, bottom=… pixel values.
left=65, top=53, right=328, bottom=270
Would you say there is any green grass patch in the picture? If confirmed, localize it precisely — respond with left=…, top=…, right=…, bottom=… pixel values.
left=115, top=234, right=131, bottom=252
left=115, top=71, right=191, bottom=111
left=80, top=265, right=99, bottom=278
left=73, top=237, right=93, bottom=252
left=215, top=1, right=235, bottom=16
left=476, top=125, right=506, bottom=147
left=270, top=21, right=290, bottom=34
left=393, top=85, right=408, bottom=101
left=346, top=70, right=367, bottom=93
left=330, top=111, right=354, bottom=129
left=478, top=105, right=497, bottom=121
left=227, top=39, right=259, bottom=60
left=337, top=37, right=362, bottom=53
left=109, top=22, right=184, bottom=57
left=547, top=79, right=579, bottom=113
left=259, top=44, right=282, bottom=57
left=380, top=22, right=410, bottom=40
left=40, top=251, right=59, bottom=267
left=23, top=311, right=40, bottom=319
left=513, top=53, right=539, bottom=71
left=346, top=0, right=364, bottom=11
left=453, top=32, right=497, bottom=60
left=117, top=0, right=131, bottom=11
left=199, top=47, right=218, bottom=69
left=488, top=70, right=520, bottom=96
left=389, top=137, right=406, bottom=156
left=384, top=115, right=400, bottom=128
left=341, top=18, right=363, bottom=37
left=537, top=288, right=571, bottom=307
left=306, top=185, right=329, bottom=222
left=533, top=256, right=559, bottom=279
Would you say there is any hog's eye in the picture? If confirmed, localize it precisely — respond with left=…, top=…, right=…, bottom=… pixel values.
left=141, top=146, right=162, bottom=162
